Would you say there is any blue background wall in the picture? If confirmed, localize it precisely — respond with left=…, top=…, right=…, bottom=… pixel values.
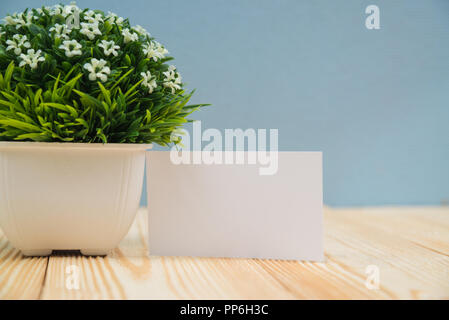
left=1, top=0, right=448, bottom=206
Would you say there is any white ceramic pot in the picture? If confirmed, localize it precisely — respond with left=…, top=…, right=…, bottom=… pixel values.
left=0, top=142, right=151, bottom=256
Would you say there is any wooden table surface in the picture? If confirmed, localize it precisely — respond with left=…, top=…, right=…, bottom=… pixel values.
left=0, top=206, right=448, bottom=300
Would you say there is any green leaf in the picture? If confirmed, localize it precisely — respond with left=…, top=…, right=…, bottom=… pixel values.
left=124, top=79, right=143, bottom=98
left=124, top=54, right=131, bottom=66
left=0, top=119, right=42, bottom=132
left=109, top=68, right=134, bottom=91
left=15, top=132, right=50, bottom=141
left=42, top=102, right=78, bottom=117
left=98, top=82, right=112, bottom=105
left=4, top=61, right=14, bottom=91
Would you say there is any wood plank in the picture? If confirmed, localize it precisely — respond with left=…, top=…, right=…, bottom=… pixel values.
left=40, top=210, right=296, bottom=299
left=0, top=233, right=48, bottom=299
left=324, top=207, right=449, bottom=299
left=1, top=206, right=448, bottom=299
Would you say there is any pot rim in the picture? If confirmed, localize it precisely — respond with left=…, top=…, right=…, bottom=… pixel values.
left=0, top=141, right=153, bottom=151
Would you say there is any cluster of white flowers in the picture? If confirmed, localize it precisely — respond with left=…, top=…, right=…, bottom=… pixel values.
left=141, top=71, right=157, bottom=94
left=3, top=11, right=34, bottom=29
left=98, top=40, right=120, bottom=57
left=19, top=49, right=45, bottom=70
left=83, top=58, right=110, bottom=82
left=0, top=3, right=182, bottom=92
left=59, top=40, right=82, bottom=57
left=142, top=41, right=168, bottom=62
left=163, top=65, right=182, bottom=94
left=2, top=14, right=45, bottom=69
left=15, top=11, right=35, bottom=29
left=2, top=3, right=77, bottom=30
left=6, top=34, right=30, bottom=55
left=2, top=3, right=77, bottom=29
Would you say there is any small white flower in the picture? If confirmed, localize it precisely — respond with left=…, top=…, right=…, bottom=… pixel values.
left=13, top=11, right=34, bottom=29
left=59, top=40, right=82, bottom=57
left=50, top=4, right=63, bottom=16
left=36, top=6, right=51, bottom=16
left=133, top=25, right=150, bottom=36
left=163, top=79, right=182, bottom=94
left=142, top=41, right=168, bottom=62
left=3, top=13, right=19, bottom=26
left=62, top=3, right=79, bottom=18
left=19, top=49, right=45, bottom=70
left=50, top=4, right=76, bottom=18
left=140, top=71, right=157, bottom=94
left=163, top=65, right=178, bottom=81
left=98, top=40, right=120, bottom=57
left=0, top=30, right=4, bottom=39
left=83, top=58, right=110, bottom=82
left=80, top=22, right=102, bottom=40
left=49, top=23, right=72, bottom=40
left=84, top=10, right=103, bottom=24
left=163, top=65, right=182, bottom=94
left=6, top=34, right=31, bottom=55
left=106, top=12, right=124, bottom=26
left=122, top=28, right=138, bottom=43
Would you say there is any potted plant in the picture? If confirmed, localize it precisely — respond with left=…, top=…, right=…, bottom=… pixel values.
left=0, top=3, right=206, bottom=256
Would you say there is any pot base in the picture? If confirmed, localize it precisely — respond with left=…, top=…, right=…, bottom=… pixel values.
left=21, top=249, right=53, bottom=256
left=20, top=248, right=112, bottom=256
left=80, top=249, right=111, bottom=256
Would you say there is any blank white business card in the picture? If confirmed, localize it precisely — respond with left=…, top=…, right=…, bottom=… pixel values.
left=146, top=151, right=323, bottom=261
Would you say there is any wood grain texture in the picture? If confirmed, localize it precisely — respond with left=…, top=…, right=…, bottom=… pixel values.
left=0, top=206, right=448, bottom=299
left=0, top=233, right=48, bottom=299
